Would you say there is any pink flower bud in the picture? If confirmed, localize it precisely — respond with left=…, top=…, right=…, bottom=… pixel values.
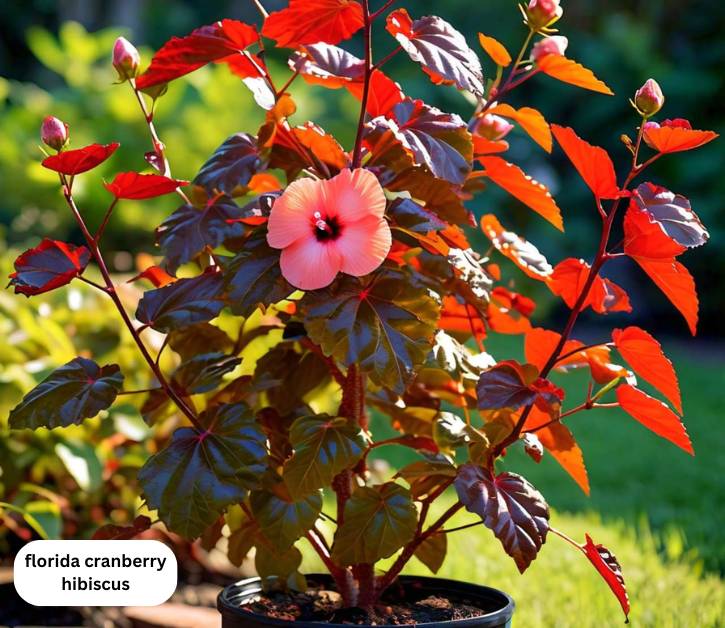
left=40, top=116, right=69, bottom=151
left=475, top=114, right=514, bottom=141
left=531, top=35, right=568, bottom=62
left=642, top=120, right=660, bottom=150
left=113, top=37, right=140, bottom=81
left=634, top=78, right=664, bottom=117
left=526, top=0, right=563, bottom=30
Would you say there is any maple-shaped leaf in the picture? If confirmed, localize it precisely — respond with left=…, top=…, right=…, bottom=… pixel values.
left=616, top=384, right=692, bottom=454
left=8, top=239, right=90, bottom=296
left=92, top=516, right=152, bottom=541
left=537, top=54, right=614, bottom=95
left=480, top=214, right=553, bottom=280
left=156, top=199, right=254, bottom=273
left=643, top=119, right=718, bottom=154
left=282, top=415, right=366, bottom=499
left=194, top=133, right=265, bottom=194
left=250, top=489, right=322, bottom=552
left=9, top=357, right=123, bottom=430
left=386, top=9, right=484, bottom=97
left=135, top=269, right=225, bottom=333
left=548, top=258, right=631, bottom=314
left=612, top=326, right=681, bottom=413
left=222, top=229, right=294, bottom=317
left=631, top=257, right=698, bottom=335
left=551, top=125, right=619, bottom=200
left=477, top=360, right=562, bottom=414
left=455, top=464, right=549, bottom=573
left=478, top=33, right=511, bottom=67
left=301, top=267, right=440, bottom=394
left=630, top=182, right=708, bottom=250
left=479, top=157, right=563, bottom=230
left=171, top=352, right=241, bottom=395
left=136, top=19, right=260, bottom=89
left=583, top=534, right=630, bottom=621
left=42, top=143, right=119, bottom=175
left=262, top=0, right=363, bottom=47
left=488, top=104, right=551, bottom=152
left=104, top=172, right=187, bottom=200
left=331, top=482, right=418, bottom=565
left=138, top=402, right=267, bottom=539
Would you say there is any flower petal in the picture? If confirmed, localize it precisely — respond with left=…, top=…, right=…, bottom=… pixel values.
left=338, top=215, right=392, bottom=277
left=324, top=168, right=387, bottom=223
left=267, top=176, right=323, bottom=248
left=280, top=236, right=342, bottom=290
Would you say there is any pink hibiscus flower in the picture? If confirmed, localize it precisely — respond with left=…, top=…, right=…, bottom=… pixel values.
left=267, top=168, right=392, bottom=290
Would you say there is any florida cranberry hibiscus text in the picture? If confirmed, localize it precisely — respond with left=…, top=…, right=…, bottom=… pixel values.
left=8, top=0, right=717, bottom=620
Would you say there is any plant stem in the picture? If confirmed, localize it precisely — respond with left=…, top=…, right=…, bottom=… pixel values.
left=370, top=0, right=396, bottom=21
left=373, top=46, right=402, bottom=71
left=352, top=0, right=373, bottom=168
left=59, top=176, right=202, bottom=431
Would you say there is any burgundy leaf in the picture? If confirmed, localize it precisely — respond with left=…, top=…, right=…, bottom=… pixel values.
left=455, top=464, right=549, bottom=572
left=193, top=133, right=264, bottom=194
left=9, top=239, right=90, bottom=296
left=476, top=360, right=539, bottom=410
left=42, top=143, right=119, bottom=175
left=583, top=534, right=630, bottom=622
left=104, top=172, right=187, bottom=200
left=92, top=516, right=152, bottom=540
left=386, top=9, right=484, bottom=97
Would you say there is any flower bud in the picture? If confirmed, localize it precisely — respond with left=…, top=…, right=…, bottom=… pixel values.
left=40, top=116, right=69, bottom=151
left=113, top=37, right=140, bottom=81
left=531, top=35, right=568, bottom=62
left=634, top=78, right=664, bottom=117
left=525, top=0, right=563, bottom=30
left=475, top=114, right=514, bottom=141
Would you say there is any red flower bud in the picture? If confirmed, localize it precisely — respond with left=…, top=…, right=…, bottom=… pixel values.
left=40, top=116, right=69, bottom=151
left=526, top=0, right=563, bottom=30
left=475, top=114, right=514, bottom=141
left=634, top=78, right=664, bottom=117
left=531, top=35, right=568, bottom=62
left=113, top=37, right=140, bottom=81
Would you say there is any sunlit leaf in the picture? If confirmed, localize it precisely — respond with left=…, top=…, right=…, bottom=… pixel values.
left=643, top=119, right=718, bottom=154
left=480, top=214, right=553, bottom=280
left=250, top=489, right=322, bottom=551
left=104, top=172, right=187, bottom=200
left=583, top=534, right=630, bottom=622
left=415, top=532, right=447, bottom=574
left=262, top=0, right=364, bottom=47
left=537, top=54, right=613, bottom=95
left=478, top=33, right=511, bottom=67
left=8, top=239, right=90, bottom=296
left=488, top=104, right=551, bottom=152
left=41, top=143, right=119, bottom=175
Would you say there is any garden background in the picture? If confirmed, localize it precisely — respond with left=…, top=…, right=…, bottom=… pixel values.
left=0, top=0, right=723, bottom=626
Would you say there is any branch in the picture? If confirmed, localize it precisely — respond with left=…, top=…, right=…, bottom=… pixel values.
left=352, top=0, right=373, bottom=168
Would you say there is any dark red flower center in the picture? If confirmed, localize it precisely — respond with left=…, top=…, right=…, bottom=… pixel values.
left=313, top=212, right=342, bottom=241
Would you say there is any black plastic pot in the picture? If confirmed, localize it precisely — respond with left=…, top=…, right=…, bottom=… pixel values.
left=218, top=574, right=514, bottom=628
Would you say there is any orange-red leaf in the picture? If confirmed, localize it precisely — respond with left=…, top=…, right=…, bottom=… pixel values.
left=489, top=103, right=551, bottom=152
left=478, top=33, right=511, bottom=67
left=525, top=328, right=583, bottom=372
left=480, top=214, right=553, bottom=281
left=612, top=327, right=681, bottom=413
left=632, top=257, right=698, bottom=335
left=472, top=137, right=509, bottom=155
left=623, top=202, right=686, bottom=259
left=537, top=54, right=614, bottom=95
left=551, top=125, right=620, bottom=200
left=616, top=384, right=692, bottom=454
left=488, top=287, right=534, bottom=335
left=583, top=534, right=630, bottom=621
left=42, top=143, right=119, bottom=176
left=104, top=172, right=187, bottom=200
left=262, top=0, right=364, bottom=47
left=643, top=122, right=718, bottom=154
left=129, top=266, right=177, bottom=288
left=479, top=156, right=563, bottom=230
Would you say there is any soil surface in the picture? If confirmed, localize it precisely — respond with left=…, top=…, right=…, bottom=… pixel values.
left=241, top=586, right=491, bottom=624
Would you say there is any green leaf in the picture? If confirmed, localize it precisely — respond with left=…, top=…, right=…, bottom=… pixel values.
left=138, top=402, right=267, bottom=539
left=9, top=357, right=123, bottom=430
left=135, top=270, right=225, bottom=333
left=302, top=267, right=440, bottom=394
left=395, top=457, right=457, bottom=499
left=432, top=411, right=468, bottom=451
left=331, top=482, right=418, bottom=565
left=172, top=353, right=242, bottom=394
left=55, top=440, right=103, bottom=491
left=415, top=531, right=447, bottom=574
left=255, top=544, right=306, bottom=592
left=282, top=415, right=366, bottom=499
left=251, top=489, right=322, bottom=551
left=222, top=229, right=294, bottom=317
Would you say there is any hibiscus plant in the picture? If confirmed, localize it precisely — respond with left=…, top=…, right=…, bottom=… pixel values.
left=7, top=0, right=717, bottom=622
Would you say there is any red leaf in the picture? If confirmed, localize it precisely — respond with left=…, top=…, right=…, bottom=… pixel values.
left=472, top=137, right=509, bottom=155
left=136, top=20, right=260, bottom=89
left=92, top=515, right=152, bottom=540
left=551, top=125, right=620, bottom=199
left=42, top=143, right=119, bottom=175
left=583, top=534, right=630, bottom=621
left=438, top=297, right=486, bottom=344
left=9, top=239, right=90, bottom=296
left=643, top=119, right=718, bottom=154
left=129, top=265, right=177, bottom=288
left=616, top=384, right=693, bottom=454
left=537, top=55, right=614, bottom=95
left=632, top=257, right=698, bottom=335
left=591, top=277, right=632, bottom=315
left=525, top=328, right=583, bottom=372
left=548, top=258, right=631, bottom=315
left=478, top=33, right=511, bottom=67
left=104, top=172, right=187, bottom=200
left=488, top=287, right=535, bottom=335
left=612, top=326, right=681, bottom=413
left=262, top=0, right=364, bottom=47
left=386, top=9, right=484, bottom=96
left=479, top=156, right=563, bottom=230
left=488, top=103, right=552, bottom=152
left=623, top=203, right=686, bottom=259
left=349, top=69, right=404, bottom=118
left=480, top=214, right=553, bottom=280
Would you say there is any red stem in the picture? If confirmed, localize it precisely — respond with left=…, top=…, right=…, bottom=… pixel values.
left=352, top=0, right=373, bottom=168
